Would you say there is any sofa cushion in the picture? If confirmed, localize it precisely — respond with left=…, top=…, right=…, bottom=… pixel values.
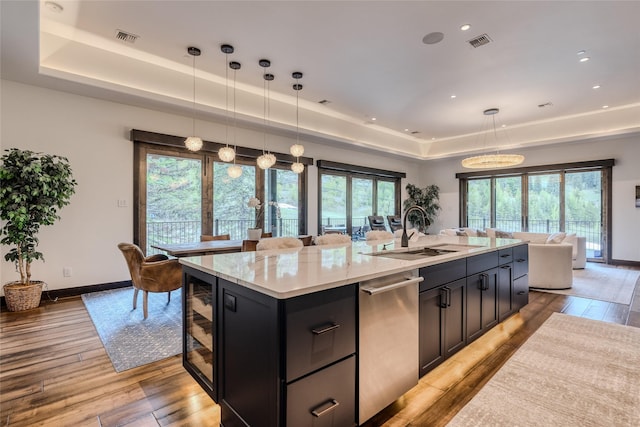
left=512, top=232, right=551, bottom=244
left=546, top=232, right=566, bottom=244
left=476, top=229, right=488, bottom=237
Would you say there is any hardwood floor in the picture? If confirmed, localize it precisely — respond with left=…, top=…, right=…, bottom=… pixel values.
left=2, top=266, right=638, bottom=427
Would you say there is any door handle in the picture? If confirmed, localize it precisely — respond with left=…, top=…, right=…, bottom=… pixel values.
left=361, top=276, right=424, bottom=295
left=311, top=399, right=340, bottom=417
left=439, top=287, right=448, bottom=309
left=479, top=273, right=488, bottom=291
left=311, top=323, right=340, bottom=335
left=446, top=286, right=452, bottom=307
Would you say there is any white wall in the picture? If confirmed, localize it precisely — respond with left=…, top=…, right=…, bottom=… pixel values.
left=423, top=135, right=640, bottom=262
left=0, top=80, right=423, bottom=292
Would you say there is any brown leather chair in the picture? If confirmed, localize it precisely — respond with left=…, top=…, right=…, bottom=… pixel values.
left=117, top=243, right=182, bottom=319
left=200, top=234, right=231, bottom=241
left=241, top=240, right=259, bottom=252
left=298, top=235, right=313, bottom=246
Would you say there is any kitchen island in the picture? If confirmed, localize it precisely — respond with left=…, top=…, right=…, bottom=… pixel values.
left=179, top=235, right=529, bottom=427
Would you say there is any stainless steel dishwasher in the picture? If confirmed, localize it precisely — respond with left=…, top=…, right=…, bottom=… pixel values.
left=359, top=269, right=423, bottom=424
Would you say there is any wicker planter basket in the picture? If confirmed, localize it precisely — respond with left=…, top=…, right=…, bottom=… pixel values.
left=3, top=281, right=43, bottom=312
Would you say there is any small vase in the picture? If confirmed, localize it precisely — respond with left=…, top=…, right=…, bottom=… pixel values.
left=248, top=228, right=262, bottom=240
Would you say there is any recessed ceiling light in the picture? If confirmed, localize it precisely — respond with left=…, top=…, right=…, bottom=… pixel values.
left=450, top=95, right=456, bottom=99
left=431, top=137, right=436, bottom=140
left=501, top=124, right=507, bottom=128
left=460, top=24, right=471, bottom=31
left=404, top=128, right=409, bottom=132
left=579, top=57, right=590, bottom=62
left=45, top=1, right=63, bottom=13
left=602, top=105, right=609, bottom=109
left=592, top=85, right=601, bottom=89
left=371, top=117, right=377, bottom=121
left=577, top=50, right=586, bottom=55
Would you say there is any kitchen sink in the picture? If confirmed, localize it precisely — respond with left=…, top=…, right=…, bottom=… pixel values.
left=365, top=246, right=459, bottom=261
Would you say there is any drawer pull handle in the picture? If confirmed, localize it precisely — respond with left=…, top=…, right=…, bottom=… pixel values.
left=500, top=254, right=511, bottom=258
left=312, top=323, right=340, bottom=335
left=501, top=265, right=511, bottom=270
left=517, top=291, right=526, bottom=295
left=516, top=258, right=526, bottom=262
left=311, top=399, right=340, bottom=417
left=361, top=276, right=424, bottom=295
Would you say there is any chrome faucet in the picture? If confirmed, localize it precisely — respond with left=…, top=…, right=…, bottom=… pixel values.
left=401, top=205, right=428, bottom=247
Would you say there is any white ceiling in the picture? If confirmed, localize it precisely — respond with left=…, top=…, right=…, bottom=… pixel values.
left=2, top=1, right=639, bottom=160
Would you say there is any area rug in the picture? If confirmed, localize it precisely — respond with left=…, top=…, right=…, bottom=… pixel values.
left=447, top=313, right=640, bottom=426
left=81, top=287, right=182, bottom=372
left=534, top=263, right=639, bottom=305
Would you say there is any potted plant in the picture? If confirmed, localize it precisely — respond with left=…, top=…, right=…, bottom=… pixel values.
left=247, top=197, right=264, bottom=240
left=0, top=148, right=77, bottom=311
left=403, top=183, right=441, bottom=233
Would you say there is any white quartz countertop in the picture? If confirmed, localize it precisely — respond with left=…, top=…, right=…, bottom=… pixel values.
left=179, top=235, right=524, bottom=299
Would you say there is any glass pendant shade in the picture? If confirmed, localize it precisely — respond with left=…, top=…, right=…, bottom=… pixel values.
left=218, top=146, right=236, bottom=162
left=461, top=154, right=524, bottom=169
left=184, top=136, right=203, bottom=152
left=291, top=162, right=305, bottom=174
left=290, top=144, right=304, bottom=157
left=227, top=164, right=243, bottom=178
left=257, top=153, right=276, bottom=169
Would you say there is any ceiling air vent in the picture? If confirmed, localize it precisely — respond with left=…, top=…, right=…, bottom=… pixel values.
left=467, top=33, right=492, bottom=48
left=115, top=30, right=139, bottom=44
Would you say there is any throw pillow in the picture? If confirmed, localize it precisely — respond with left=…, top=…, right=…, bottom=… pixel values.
left=456, top=230, right=466, bottom=236
left=476, top=229, right=488, bottom=237
left=546, top=232, right=566, bottom=244
left=495, top=230, right=514, bottom=238
left=462, top=227, right=478, bottom=237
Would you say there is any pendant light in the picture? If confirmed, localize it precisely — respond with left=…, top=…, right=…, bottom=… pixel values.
left=218, top=44, right=236, bottom=162
left=184, top=46, right=203, bottom=152
left=257, top=59, right=277, bottom=169
left=227, top=59, right=243, bottom=179
left=290, top=71, right=305, bottom=174
left=461, top=108, right=524, bottom=169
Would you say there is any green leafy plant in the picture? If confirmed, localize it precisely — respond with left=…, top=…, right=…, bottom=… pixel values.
left=0, top=149, right=77, bottom=284
left=403, top=183, right=441, bottom=232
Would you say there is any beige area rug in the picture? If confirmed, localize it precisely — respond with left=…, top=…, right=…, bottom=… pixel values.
left=534, top=263, right=640, bottom=305
left=447, top=313, right=640, bottom=426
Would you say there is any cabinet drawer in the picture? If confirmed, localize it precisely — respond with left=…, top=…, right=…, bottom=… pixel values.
left=467, top=251, right=499, bottom=275
left=513, top=244, right=529, bottom=279
left=419, top=258, right=466, bottom=291
left=498, top=248, right=513, bottom=265
left=286, top=285, right=356, bottom=381
left=286, top=355, right=356, bottom=427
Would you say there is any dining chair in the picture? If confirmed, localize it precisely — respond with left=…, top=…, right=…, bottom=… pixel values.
left=367, top=215, right=387, bottom=231
left=200, top=234, right=231, bottom=241
left=241, top=240, right=259, bottom=252
left=261, top=232, right=273, bottom=238
left=387, top=216, right=403, bottom=232
left=256, top=237, right=303, bottom=250
left=117, top=243, right=182, bottom=319
left=298, top=235, right=313, bottom=246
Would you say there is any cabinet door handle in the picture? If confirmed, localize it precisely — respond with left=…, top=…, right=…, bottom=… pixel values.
left=516, top=258, right=526, bottom=263
left=517, top=291, right=526, bottom=295
left=479, top=273, right=488, bottom=291
left=501, top=265, right=511, bottom=270
left=439, top=288, right=448, bottom=309
left=446, top=287, right=452, bottom=307
left=312, top=323, right=340, bottom=335
left=311, top=399, right=340, bottom=417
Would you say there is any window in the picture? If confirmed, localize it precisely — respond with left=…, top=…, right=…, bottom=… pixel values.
left=458, top=159, right=613, bottom=262
left=132, top=130, right=311, bottom=253
left=317, top=160, right=404, bottom=239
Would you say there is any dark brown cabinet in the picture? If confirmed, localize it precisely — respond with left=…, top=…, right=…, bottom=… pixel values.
left=466, top=267, right=498, bottom=343
left=513, top=244, right=529, bottom=310
left=183, top=266, right=357, bottom=427
left=418, top=259, right=467, bottom=376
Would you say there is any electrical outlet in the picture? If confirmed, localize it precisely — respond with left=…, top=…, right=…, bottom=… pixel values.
left=63, top=267, right=72, bottom=277
left=117, top=199, right=128, bottom=208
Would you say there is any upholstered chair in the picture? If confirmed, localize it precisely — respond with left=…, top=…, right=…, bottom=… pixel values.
left=365, top=230, right=394, bottom=240
left=117, top=243, right=182, bottom=319
left=367, top=215, right=387, bottom=231
left=256, top=237, right=304, bottom=250
left=200, top=234, right=230, bottom=241
left=241, top=240, right=259, bottom=252
left=528, top=243, right=573, bottom=289
left=314, top=234, right=352, bottom=245
left=387, top=215, right=403, bottom=232
left=298, top=235, right=314, bottom=246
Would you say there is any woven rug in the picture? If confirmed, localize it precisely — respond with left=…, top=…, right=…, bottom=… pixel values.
left=81, top=287, right=182, bottom=372
left=534, top=263, right=639, bottom=305
left=447, top=313, right=640, bottom=426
